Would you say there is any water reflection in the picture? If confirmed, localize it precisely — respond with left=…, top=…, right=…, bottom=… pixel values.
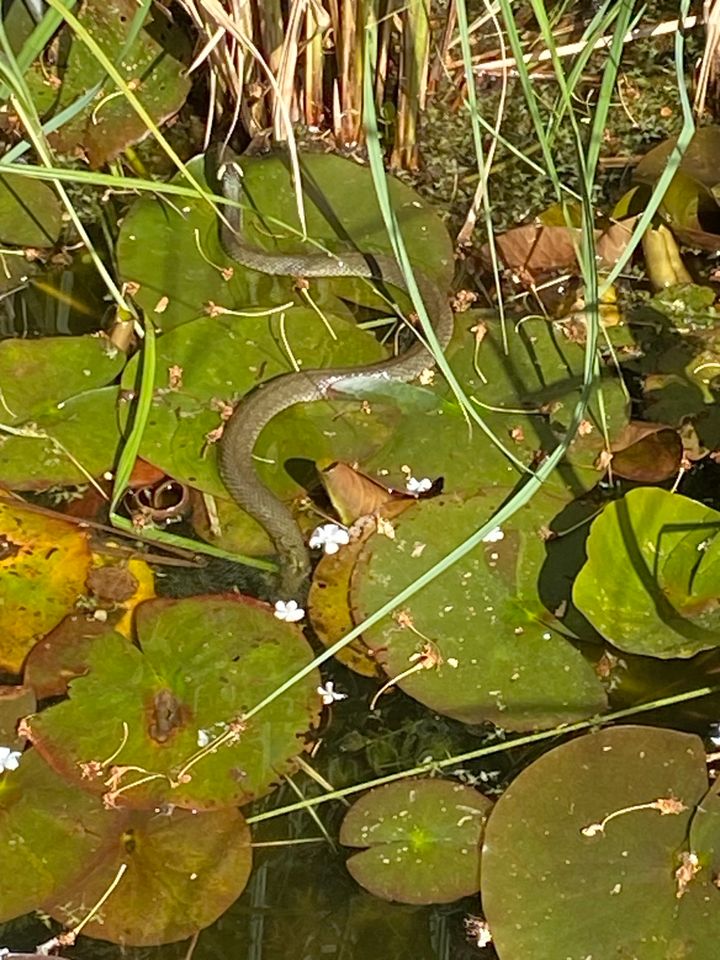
left=0, top=258, right=106, bottom=339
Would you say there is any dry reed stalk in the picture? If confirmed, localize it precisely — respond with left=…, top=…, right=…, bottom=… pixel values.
left=694, top=0, right=720, bottom=118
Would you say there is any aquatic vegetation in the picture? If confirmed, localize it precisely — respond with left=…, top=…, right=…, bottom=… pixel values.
left=3, top=2, right=720, bottom=955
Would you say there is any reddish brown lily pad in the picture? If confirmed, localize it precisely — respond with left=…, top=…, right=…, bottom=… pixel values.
left=26, top=594, right=322, bottom=810
left=45, top=806, right=252, bottom=946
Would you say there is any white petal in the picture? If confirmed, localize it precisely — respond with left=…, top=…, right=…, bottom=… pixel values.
left=310, top=523, right=349, bottom=553
left=482, top=526, right=504, bottom=543
left=406, top=476, right=432, bottom=494
left=274, top=599, right=305, bottom=622
left=317, top=682, right=347, bottom=705
left=0, top=746, right=21, bottom=773
left=197, top=730, right=211, bottom=748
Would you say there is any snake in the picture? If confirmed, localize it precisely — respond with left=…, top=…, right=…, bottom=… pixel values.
left=216, top=154, right=454, bottom=596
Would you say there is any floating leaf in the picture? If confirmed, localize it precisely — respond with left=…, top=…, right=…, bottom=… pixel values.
left=117, top=153, right=453, bottom=332
left=0, top=173, right=63, bottom=248
left=24, top=0, right=191, bottom=167
left=0, top=499, right=92, bottom=672
left=609, top=422, right=683, bottom=482
left=319, top=461, right=411, bottom=526
left=488, top=220, right=633, bottom=281
left=27, top=595, right=321, bottom=809
left=309, top=504, right=411, bottom=679
left=46, top=807, right=252, bottom=946
left=0, top=685, right=35, bottom=746
left=23, top=550, right=154, bottom=699
left=0, top=336, right=125, bottom=489
left=24, top=613, right=127, bottom=699
left=0, top=750, right=110, bottom=923
left=352, top=492, right=607, bottom=730
left=481, top=725, right=720, bottom=959
left=574, top=488, right=720, bottom=658
left=120, top=307, right=392, bottom=553
left=361, top=314, right=629, bottom=502
left=340, top=779, right=491, bottom=904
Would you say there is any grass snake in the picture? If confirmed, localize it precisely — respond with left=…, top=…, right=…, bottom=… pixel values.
left=216, top=154, right=454, bottom=596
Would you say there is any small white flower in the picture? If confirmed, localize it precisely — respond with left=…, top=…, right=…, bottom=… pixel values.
left=317, top=681, right=348, bottom=706
left=197, top=729, right=211, bottom=748
left=464, top=917, right=493, bottom=949
left=482, top=526, right=504, bottom=544
left=406, top=476, right=432, bottom=494
left=274, top=599, right=305, bottom=622
left=0, top=746, right=22, bottom=773
left=309, top=523, right=350, bottom=555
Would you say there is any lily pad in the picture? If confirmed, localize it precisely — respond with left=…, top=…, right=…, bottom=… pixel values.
left=27, top=594, right=321, bottom=810
left=309, top=506, right=412, bottom=679
left=0, top=499, right=92, bottom=673
left=23, top=548, right=155, bottom=699
left=0, top=749, right=110, bottom=923
left=24, top=0, right=191, bottom=167
left=120, top=307, right=394, bottom=552
left=481, top=725, right=720, bottom=959
left=24, top=613, right=131, bottom=699
left=121, top=308, right=390, bottom=496
left=0, top=335, right=125, bottom=489
left=46, top=806, right=252, bottom=946
left=352, top=492, right=607, bottom=731
left=0, top=685, right=35, bottom=747
left=573, top=487, right=720, bottom=658
left=0, top=173, right=63, bottom=248
left=117, top=152, right=453, bottom=332
left=360, top=313, right=629, bottom=501
left=340, top=779, right=491, bottom=904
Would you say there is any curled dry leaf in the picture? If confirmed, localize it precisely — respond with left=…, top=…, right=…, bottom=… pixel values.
left=483, top=219, right=635, bottom=285
left=609, top=421, right=683, bottom=482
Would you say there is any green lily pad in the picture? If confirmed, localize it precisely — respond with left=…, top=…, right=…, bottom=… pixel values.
left=24, top=0, right=191, bottom=167
left=120, top=307, right=394, bottom=552
left=0, top=335, right=125, bottom=489
left=689, top=779, right=720, bottom=876
left=0, top=749, right=110, bottom=923
left=361, top=313, right=629, bottom=501
left=0, top=685, right=35, bottom=746
left=121, top=307, right=391, bottom=499
left=117, top=152, right=453, bottom=332
left=351, top=492, right=607, bottom=731
left=340, top=779, right=491, bottom=904
left=27, top=594, right=321, bottom=810
left=0, top=335, right=123, bottom=418
left=573, top=488, right=720, bottom=658
left=481, top=725, right=720, bottom=959
left=0, top=173, right=63, bottom=248
left=0, top=501, right=92, bottom=673
left=46, top=806, right=252, bottom=946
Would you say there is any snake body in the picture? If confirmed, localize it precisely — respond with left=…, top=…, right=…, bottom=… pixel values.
left=217, top=158, right=454, bottom=595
